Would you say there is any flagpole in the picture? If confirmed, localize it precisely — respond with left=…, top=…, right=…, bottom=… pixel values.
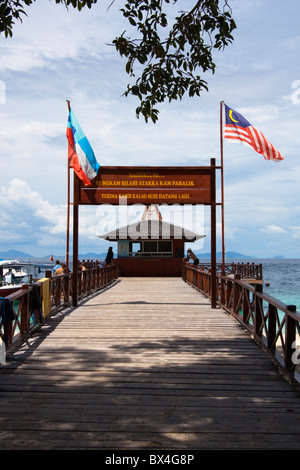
left=220, top=100, right=225, bottom=274
left=66, top=99, right=71, bottom=271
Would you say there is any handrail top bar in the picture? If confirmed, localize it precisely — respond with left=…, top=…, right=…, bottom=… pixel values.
left=183, top=261, right=299, bottom=316
left=182, top=261, right=300, bottom=384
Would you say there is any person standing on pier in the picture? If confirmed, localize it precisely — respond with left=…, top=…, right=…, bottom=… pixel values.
left=105, top=247, right=114, bottom=265
left=52, top=260, right=61, bottom=275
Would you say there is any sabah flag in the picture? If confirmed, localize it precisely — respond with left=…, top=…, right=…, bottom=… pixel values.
left=224, top=104, right=284, bottom=162
left=66, top=108, right=100, bottom=185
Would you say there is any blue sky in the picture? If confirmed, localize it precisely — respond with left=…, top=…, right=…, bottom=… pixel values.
left=0, top=0, right=299, bottom=259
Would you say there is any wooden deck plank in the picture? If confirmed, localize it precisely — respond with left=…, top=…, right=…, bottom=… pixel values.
left=1, top=277, right=300, bottom=450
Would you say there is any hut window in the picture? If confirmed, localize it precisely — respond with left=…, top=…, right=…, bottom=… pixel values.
left=144, top=241, right=157, bottom=253
left=128, top=240, right=173, bottom=256
left=158, top=241, right=172, bottom=252
left=130, top=242, right=141, bottom=254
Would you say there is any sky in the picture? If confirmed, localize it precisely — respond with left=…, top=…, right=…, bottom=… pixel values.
left=0, top=0, right=300, bottom=259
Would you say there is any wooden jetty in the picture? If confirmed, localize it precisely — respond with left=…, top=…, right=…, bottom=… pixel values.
left=1, top=276, right=300, bottom=450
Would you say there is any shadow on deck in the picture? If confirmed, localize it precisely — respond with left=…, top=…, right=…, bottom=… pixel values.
left=0, top=277, right=300, bottom=450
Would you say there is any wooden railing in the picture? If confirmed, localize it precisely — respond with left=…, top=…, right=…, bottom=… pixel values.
left=196, top=261, right=263, bottom=279
left=0, top=261, right=118, bottom=354
left=182, top=262, right=300, bottom=383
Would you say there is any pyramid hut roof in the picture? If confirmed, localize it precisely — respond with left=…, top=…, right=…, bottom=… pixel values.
left=98, top=205, right=204, bottom=242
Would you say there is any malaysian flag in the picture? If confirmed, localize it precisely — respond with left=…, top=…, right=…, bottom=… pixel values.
left=224, top=104, right=284, bottom=161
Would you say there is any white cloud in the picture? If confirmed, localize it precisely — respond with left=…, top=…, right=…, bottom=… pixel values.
left=261, top=225, right=287, bottom=234
left=291, top=227, right=300, bottom=239
left=0, top=2, right=120, bottom=73
left=0, top=178, right=117, bottom=256
left=0, top=179, right=65, bottom=249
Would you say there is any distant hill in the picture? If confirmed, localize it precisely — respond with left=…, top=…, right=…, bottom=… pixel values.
left=44, top=252, right=107, bottom=260
left=195, top=251, right=253, bottom=259
left=0, top=249, right=34, bottom=259
left=43, top=250, right=252, bottom=261
left=79, top=252, right=107, bottom=259
left=0, top=249, right=255, bottom=261
left=79, top=251, right=253, bottom=260
left=76, top=250, right=252, bottom=260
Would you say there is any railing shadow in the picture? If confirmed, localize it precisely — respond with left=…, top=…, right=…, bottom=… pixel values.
left=182, top=262, right=300, bottom=385
left=1, top=331, right=300, bottom=449
left=1, top=274, right=300, bottom=449
left=0, top=262, right=119, bottom=357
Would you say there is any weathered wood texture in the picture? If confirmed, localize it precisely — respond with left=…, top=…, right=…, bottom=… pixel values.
left=1, top=278, right=300, bottom=450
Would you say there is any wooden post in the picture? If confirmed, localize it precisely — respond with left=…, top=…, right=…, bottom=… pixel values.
left=242, top=286, right=250, bottom=325
left=268, top=304, right=277, bottom=351
left=66, top=100, right=71, bottom=271
left=66, top=100, right=71, bottom=270
left=210, top=158, right=217, bottom=309
left=66, top=164, right=70, bottom=270
left=233, top=273, right=240, bottom=314
left=285, top=305, right=297, bottom=371
left=20, top=285, right=29, bottom=335
left=72, top=175, right=79, bottom=307
left=67, top=99, right=79, bottom=307
left=220, top=101, right=225, bottom=274
left=254, top=283, right=263, bottom=337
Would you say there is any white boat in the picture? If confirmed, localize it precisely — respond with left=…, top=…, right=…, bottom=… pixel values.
left=0, top=259, right=51, bottom=287
left=0, top=259, right=25, bottom=286
left=0, top=259, right=19, bottom=266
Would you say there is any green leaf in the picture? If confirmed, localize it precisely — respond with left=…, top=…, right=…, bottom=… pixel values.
left=128, top=16, right=136, bottom=26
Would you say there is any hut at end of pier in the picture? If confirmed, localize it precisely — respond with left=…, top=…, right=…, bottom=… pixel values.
left=98, top=205, right=204, bottom=276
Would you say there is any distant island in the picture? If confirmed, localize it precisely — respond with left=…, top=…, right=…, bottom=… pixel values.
left=0, top=249, right=34, bottom=259
left=48, top=250, right=254, bottom=260
left=0, top=249, right=287, bottom=261
left=0, top=249, right=107, bottom=260
left=194, top=251, right=252, bottom=259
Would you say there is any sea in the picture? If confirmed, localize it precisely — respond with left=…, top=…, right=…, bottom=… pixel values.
left=10, top=257, right=300, bottom=312
left=202, top=258, right=300, bottom=311
left=250, top=258, right=300, bottom=311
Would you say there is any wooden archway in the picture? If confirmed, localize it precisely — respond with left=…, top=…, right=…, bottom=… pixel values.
left=72, top=158, right=217, bottom=307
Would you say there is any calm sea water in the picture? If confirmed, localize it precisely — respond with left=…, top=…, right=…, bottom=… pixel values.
left=252, top=259, right=300, bottom=311
left=19, top=257, right=300, bottom=311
